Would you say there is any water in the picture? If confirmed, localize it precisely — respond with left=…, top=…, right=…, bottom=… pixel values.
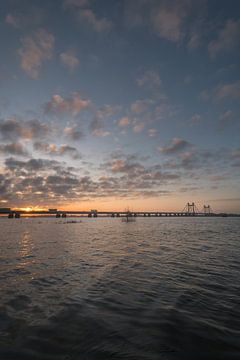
left=0, top=217, right=239, bottom=359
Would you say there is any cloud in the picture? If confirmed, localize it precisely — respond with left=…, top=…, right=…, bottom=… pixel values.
left=159, top=138, right=192, bottom=154
left=133, top=122, right=145, bottom=133
left=18, top=29, right=54, bottom=79
left=150, top=1, right=187, bottom=42
left=64, top=126, right=84, bottom=140
left=78, top=9, right=113, bottom=32
left=5, top=9, right=45, bottom=29
left=1, top=157, right=86, bottom=203
left=215, top=81, right=240, bottom=100
left=208, top=19, right=240, bottom=58
left=89, top=117, right=110, bottom=137
left=124, top=0, right=189, bottom=43
left=5, top=157, right=62, bottom=172
left=1, top=143, right=238, bottom=206
left=131, top=99, right=152, bottom=113
left=0, top=143, right=28, bottom=156
left=64, top=0, right=112, bottom=33
left=148, top=128, right=157, bottom=137
left=230, top=149, right=240, bottom=160
left=201, top=81, right=240, bottom=102
left=95, top=105, right=120, bottom=119
left=45, top=93, right=91, bottom=116
left=58, top=145, right=81, bottom=159
left=0, top=118, right=49, bottom=141
left=5, top=14, right=19, bottom=28
left=91, top=129, right=110, bottom=137
left=219, top=110, right=236, bottom=130
left=137, top=70, right=161, bottom=88
left=104, top=155, right=180, bottom=193
left=60, top=50, right=80, bottom=71
left=190, top=114, right=202, bottom=125
left=188, top=30, right=202, bottom=49
left=117, top=116, right=130, bottom=126
left=34, top=142, right=81, bottom=159
left=110, top=159, right=145, bottom=175
left=89, top=105, right=118, bottom=136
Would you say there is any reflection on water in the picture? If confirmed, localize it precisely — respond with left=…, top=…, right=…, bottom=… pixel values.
left=18, top=232, right=33, bottom=269
left=0, top=217, right=240, bottom=359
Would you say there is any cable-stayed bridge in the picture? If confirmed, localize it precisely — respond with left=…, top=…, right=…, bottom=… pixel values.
left=0, top=203, right=239, bottom=218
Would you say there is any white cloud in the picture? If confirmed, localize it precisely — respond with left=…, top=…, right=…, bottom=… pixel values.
left=18, top=29, right=55, bottom=79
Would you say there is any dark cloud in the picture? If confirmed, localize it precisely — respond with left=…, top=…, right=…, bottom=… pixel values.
left=34, top=142, right=81, bottom=159
left=5, top=157, right=62, bottom=172
left=89, top=118, right=110, bottom=137
left=64, top=126, right=84, bottom=141
left=0, top=152, right=180, bottom=205
left=159, top=138, right=192, bottom=154
left=0, top=118, right=49, bottom=141
left=0, top=143, right=28, bottom=156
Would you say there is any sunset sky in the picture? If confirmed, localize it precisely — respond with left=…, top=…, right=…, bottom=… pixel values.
left=0, top=0, right=239, bottom=212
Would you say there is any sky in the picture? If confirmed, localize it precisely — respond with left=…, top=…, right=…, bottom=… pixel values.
left=0, top=0, right=239, bottom=212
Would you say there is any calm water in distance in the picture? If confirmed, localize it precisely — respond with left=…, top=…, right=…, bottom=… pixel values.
left=0, top=217, right=240, bottom=359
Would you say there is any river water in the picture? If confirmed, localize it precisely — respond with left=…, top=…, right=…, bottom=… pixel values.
left=0, top=217, right=239, bottom=359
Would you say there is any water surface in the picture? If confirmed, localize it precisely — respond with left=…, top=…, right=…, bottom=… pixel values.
left=0, top=217, right=240, bottom=359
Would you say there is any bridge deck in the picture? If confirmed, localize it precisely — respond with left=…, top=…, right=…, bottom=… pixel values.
left=0, top=210, right=238, bottom=217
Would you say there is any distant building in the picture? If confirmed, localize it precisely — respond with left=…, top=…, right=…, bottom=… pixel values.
left=91, top=209, right=98, bottom=213
left=49, top=209, right=57, bottom=212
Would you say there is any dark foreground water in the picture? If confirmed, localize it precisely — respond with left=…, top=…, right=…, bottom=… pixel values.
left=0, top=217, right=240, bottom=360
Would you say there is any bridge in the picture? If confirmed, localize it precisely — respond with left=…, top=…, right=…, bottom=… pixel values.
left=0, top=203, right=239, bottom=218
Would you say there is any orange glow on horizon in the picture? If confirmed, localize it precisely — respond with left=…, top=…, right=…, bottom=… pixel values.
left=16, top=206, right=47, bottom=212
left=10, top=195, right=240, bottom=213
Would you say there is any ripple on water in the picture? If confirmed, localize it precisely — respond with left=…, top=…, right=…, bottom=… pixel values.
left=0, top=217, right=240, bottom=359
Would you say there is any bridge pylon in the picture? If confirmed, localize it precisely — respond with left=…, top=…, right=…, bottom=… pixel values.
left=182, top=202, right=200, bottom=215
left=203, top=205, right=212, bottom=215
